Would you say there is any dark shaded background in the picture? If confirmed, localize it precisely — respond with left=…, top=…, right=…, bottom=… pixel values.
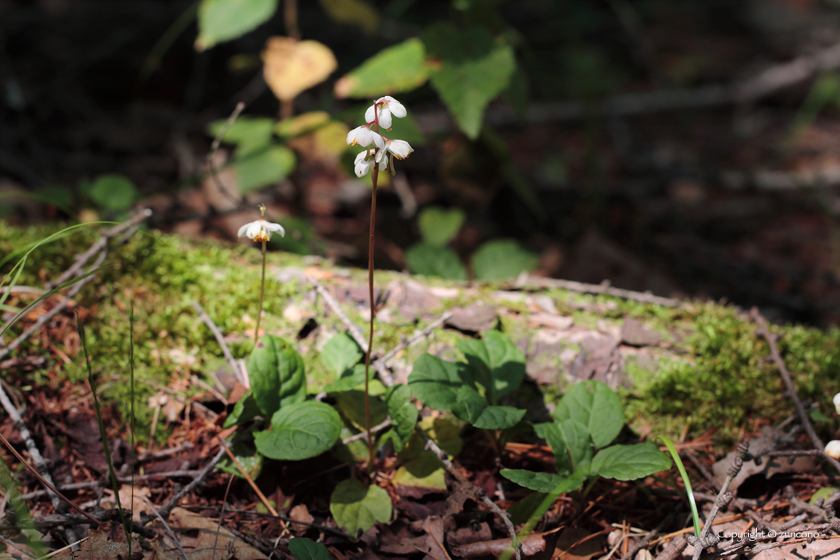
left=4, top=0, right=840, bottom=325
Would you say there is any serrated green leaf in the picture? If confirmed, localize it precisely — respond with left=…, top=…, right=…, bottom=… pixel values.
left=289, top=538, right=331, bottom=560
left=89, top=174, right=138, bottom=212
left=217, top=438, right=262, bottom=479
left=408, top=353, right=472, bottom=412
left=334, top=38, right=429, bottom=99
left=458, top=330, right=525, bottom=404
left=248, top=335, right=306, bottom=417
left=234, top=145, right=296, bottom=195
left=392, top=450, right=447, bottom=492
left=544, top=419, right=592, bottom=475
left=418, top=207, right=465, bottom=246
left=324, top=364, right=371, bottom=393
left=321, top=333, right=364, bottom=377
left=422, top=23, right=515, bottom=138
left=335, top=390, right=387, bottom=431
left=207, top=117, right=275, bottom=155
left=224, top=390, right=260, bottom=428
left=500, top=469, right=571, bottom=493
left=405, top=243, right=467, bottom=280
left=385, top=384, right=418, bottom=452
left=589, top=443, right=672, bottom=481
left=197, top=0, right=278, bottom=50
left=330, top=479, right=392, bottom=537
left=254, top=401, right=341, bottom=461
left=555, top=380, right=624, bottom=448
left=471, top=239, right=538, bottom=281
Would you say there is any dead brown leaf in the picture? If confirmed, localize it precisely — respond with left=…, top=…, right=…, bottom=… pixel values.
left=53, top=521, right=142, bottom=560
left=149, top=507, right=265, bottom=560
left=751, top=537, right=840, bottom=560
left=262, top=37, right=337, bottom=102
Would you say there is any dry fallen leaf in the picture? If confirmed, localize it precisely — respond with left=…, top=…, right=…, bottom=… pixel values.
left=148, top=507, right=264, bottom=560
left=262, top=37, right=337, bottom=102
left=53, top=521, right=142, bottom=560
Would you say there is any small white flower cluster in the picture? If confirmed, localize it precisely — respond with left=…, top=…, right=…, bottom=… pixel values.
left=824, top=393, right=840, bottom=460
left=346, top=96, right=413, bottom=178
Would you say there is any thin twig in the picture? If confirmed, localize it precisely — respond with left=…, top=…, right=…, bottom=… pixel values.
left=517, top=275, right=680, bottom=307
left=144, top=447, right=226, bottom=524
left=142, top=496, right=190, bottom=560
left=19, top=469, right=205, bottom=500
left=215, top=436, right=279, bottom=517
left=341, top=418, right=392, bottom=444
left=306, top=275, right=394, bottom=386
left=191, top=301, right=244, bottom=386
left=185, top=506, right=351, bottom=539
left=482, top=495, right=521, bottom=560
left=379, top=311, right=453, bottom=365
left=752, top=308, right=840, bottom=474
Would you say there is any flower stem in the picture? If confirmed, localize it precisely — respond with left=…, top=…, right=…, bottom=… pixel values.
left=255, top=240, right=266, bottom=344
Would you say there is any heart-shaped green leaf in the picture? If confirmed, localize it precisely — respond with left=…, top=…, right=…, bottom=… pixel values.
left=589, top=442, right=672, bottom=481
left=334, top=38, right=429, bottom=98
left=451, top=385, right=524, bottom=429
left=418, top=207, right=465, bottom=247
left=321, top=333, right=364, bottom=377
left=330, top=479, right=392, bottom=536
left=288, top=538, right=331, bottom=560
left=422, top=23, right=515, bottom=139
left=458, top=330, right=525, bottom=404
left=408, top=353, right=472, bottom=412
left=384, top=384, right=418, bottom=452
left=471, top=239, right=539, bottom=281
left=544, top=419, right=592, bottom=475
left=249, top=335, right=306, bottom=417
left=405, top=243, right=467, bottom=280
left=254, top=401, right=341, bottom=461
left=197, top=0, right=278, bottom=50
left=555, top=380, right=624, bottom=448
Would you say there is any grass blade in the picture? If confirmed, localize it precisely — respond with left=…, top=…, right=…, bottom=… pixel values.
left=658, top=436, right=701, bottom=538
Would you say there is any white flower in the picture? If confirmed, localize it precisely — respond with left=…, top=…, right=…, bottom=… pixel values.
left=386, top=139, right=413, bottom=159
left=354, top=150, right=387, bottom=178
left=826, top=440, right=840, bottom=460
left=365, top=96, right=407, bottom=129
left=834, top=393, right=840, bottom=415
left=238, top=218, right=285, bottom=243
left=346, top=126, right=384, bottom=149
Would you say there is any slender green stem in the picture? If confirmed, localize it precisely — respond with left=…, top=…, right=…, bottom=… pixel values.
left=255, top=241, right=266, bottom=344
left=363, top=105, right=381, bottom=472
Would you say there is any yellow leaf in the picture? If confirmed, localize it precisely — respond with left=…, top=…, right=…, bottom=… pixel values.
left=262, top=37, right=337, bottom=101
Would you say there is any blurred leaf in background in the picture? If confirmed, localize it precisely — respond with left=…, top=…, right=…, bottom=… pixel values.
left=262, top=37, right=338, bottom=102
left=318, top=0, right=380, bottom=35
left=334, top=38, right=429, bottom=99
left=86, top=174, right=138, bottom=212
left=418, top=207, right=465, bottom=247
left=405, top=243, right=467, bottom=280
left=472, top=239, right=538, bottom=281
left=196, top=0, right=278, bottom=51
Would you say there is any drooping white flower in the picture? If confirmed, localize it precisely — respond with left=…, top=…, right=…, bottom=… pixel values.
left=354, top=150, right=387, bottom=178
left=346, top=126, right=384, bottom=149
left=365, top=96, right=407, bottom=129
left=238, top=218, right=285, bottom=243
left=826, top=440, right=840, bottom=460
left=386, top=139, right=413, bottom=159
left=834, top=393, right=840, bottom=415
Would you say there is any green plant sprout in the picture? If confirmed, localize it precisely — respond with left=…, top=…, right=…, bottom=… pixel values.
left=346, top=95, right=413, bottom=470
left=659, top=436, right=701, bottom=538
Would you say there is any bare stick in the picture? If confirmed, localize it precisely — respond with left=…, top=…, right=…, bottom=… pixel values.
left=379, top=311, right=453, bottom=365
left=342, top=418, right=392, bottom=444
left=19, top=469, right=204, bottom=500
left=752, top=309, right=840, bottom=474
left=141, top=497, right=190, bottom=560
left=191, top=301, right=244, bottom=386
left=145, top=447, right=226, bottom=524
left=216, top=436, right=278, bottom=517
left=518, top=275, right=680, bottom=307
left=306, top=275, right=394, bottom=386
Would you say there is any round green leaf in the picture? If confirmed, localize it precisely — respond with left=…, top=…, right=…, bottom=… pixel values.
left=89, top=174, right=138, bottom=212
left=329, top=479, right=392, bottom=537
left=197, top=0, right=278, bottom=50
left=405, top=243, right=467, bottom=280
left=321, top=333, right=364, bottom=377
left=234, top=145, right=296, bottom=195
left=288, top=538, right=331, bottom=560
left=418, top=207, right=465, bottom=247
left=408, top=354, right=471, bottom=412
left=248, top=335, right=306, bottom=417
left=471, top=239, right=538, bottom=281
left=254, top=401, right=341, bottom=461
left=458, top=330, right=525, bottom=403
left=554, top=380, right=624, bottom=448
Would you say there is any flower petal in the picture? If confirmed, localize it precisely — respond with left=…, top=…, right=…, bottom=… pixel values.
left=388, top=100, right=406, bottom=118
left=371, top=131, right=384, bottom=150
left=365, top=104, right=376, bottom=124
left=238, top=223, right=252, bottom=238
left=378, top=108, right=392, bottom=129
